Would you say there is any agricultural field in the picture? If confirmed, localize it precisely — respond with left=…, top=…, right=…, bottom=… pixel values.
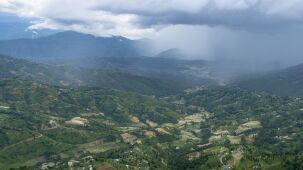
left=0, top=80, right=303, bottom=169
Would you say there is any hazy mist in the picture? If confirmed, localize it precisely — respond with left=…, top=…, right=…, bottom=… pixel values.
left=151, top=24, right=303, bottom=76
left=2, top=0, right=303, bottom=77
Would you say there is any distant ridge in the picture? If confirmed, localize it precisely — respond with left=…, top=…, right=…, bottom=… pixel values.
left=0, top=54, right=186, bottom=96
left=234, top=63, right=303, bottom=97
left=0, top=31, right=140, bottom=60
left=155, top=48, right=185, bottom=59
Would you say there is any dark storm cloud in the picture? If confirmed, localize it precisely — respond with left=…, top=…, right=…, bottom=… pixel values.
left=2, top=0, right=303, bottom=75
left=91, top=0, right=303, bottom=32
left=2, top=0, right=303, bottom=37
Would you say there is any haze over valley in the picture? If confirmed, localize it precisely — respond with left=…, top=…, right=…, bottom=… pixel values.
left=1, top=0, right=303, bottom=169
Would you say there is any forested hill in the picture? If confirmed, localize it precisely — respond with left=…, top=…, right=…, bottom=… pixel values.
left=0, top=31, right=140, bottom=60
left=0, top=79, right=303, bottom=169
left=0, top=55, right=186, bottom=96
left=234, top=63, right=303, bottom=97
left=0, top=79, right=181, bottom=169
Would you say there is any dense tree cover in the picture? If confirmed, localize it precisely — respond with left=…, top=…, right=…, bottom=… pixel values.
left=235, top=63, right=303, bottom=97
left=162, top=87, right=303, bottom=169
left=1, top=80, right=303, bottom=169
left=173, top=88, right=303, bottom=151
left=0, top=79, right=181, bottom=169
left=0, top=55, right=188, bottom=96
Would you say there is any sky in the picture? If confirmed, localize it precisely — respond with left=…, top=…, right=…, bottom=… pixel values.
left=1, top=0, right=303, bottom=70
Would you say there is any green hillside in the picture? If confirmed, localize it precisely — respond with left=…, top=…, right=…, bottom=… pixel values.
left=0, top=79, right=303, bottom=169
left=0, top=55, right=186, bottom=96
left=0, top=79, right=181, bottom=169
left=234, top=64, right=303, bottom=97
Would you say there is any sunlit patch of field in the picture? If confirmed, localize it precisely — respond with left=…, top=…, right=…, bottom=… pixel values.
left=177, top=113, right=205, bottom=127
left=283, top=136, right=293, bottom=140
left=188, top=152, right=202, bottom=161
left=246, top=134, right=257, bottom=144
left=79, top=140, right=119, bottom=153
left=102, top=120, right=115, bottom=126
left=209, top=135, right=223, bottom=143
left=65, top=117, right=89, bottom=126
left=235, top=121, right=261, bottom=134
left=0, top=106, right=10, bottom=109
left=146, top=120, right=158, bottom=127
left=231, top=152, right=243, bottom=165
left=144, top=131, right=156, bottom=138
left=180, top=130, right=199, bottom=141
left=156, top=128, right=171, bottom=135
left=129, top=115, right=140, bottom=123
left=161, top=123, right=175, bottom=128
left=80, top=112, right=104, bottom=117
left=129, top=115, right=147, bottom=127
left=227, top=135, right=241, bottom=144
left=121, top=133, right=141, bottom=145
left=213, top=129, right=229, bottom=135
left=204, top=146, right=229, bottom=154
left=119, top=127, right=140, bottom=133
left=224, top=151, right=243, bottom=167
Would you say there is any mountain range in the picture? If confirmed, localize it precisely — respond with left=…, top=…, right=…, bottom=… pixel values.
left=0, top=31, right=219, bottom=88
left=0, top=22, right=58, bottom=40
left=0, top=31, right=143, bottom=61
left=1, top=28, right=303, bottom=169
left=2, top=31, right=303, bottom=98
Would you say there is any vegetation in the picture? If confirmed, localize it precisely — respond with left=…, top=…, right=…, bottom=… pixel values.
left=235, top=63, right=303, bottom=97
left=0, top=55, right=187, bottom=96
left=1, top=79, right=303, bottom=169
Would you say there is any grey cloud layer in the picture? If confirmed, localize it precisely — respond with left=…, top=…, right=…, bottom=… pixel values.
left=2, top=0, right=303, bottom=74
left=2, top=0, right=303, bottom=37
left=92, top=0, right=303, bottom=30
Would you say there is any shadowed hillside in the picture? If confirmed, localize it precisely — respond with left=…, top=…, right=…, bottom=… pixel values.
left=0, top=55, right=188, bottom=96
left=234, top=64, right=303, bottom=97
